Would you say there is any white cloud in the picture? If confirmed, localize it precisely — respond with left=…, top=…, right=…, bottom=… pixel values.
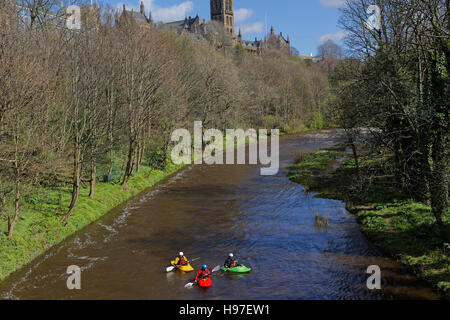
left=318, top=31, right=348, bottom=43
left=237, top=22, right=264, bottom=35
left=234, top=8, right=253, bottom=23
left=118, top=1, right=194, bottom=23
left=151, top=1, right=194, bottom=22
left=319, top=0, right=346, bottom=8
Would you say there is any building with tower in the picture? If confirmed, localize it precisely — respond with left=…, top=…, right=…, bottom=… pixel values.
left=119, top=1, right=291, bottom=56
left=265, top=26, right=291, bottom=55
left=210, top=0, right=235, bottom=36
left=118, top=2, right=153, bottom=29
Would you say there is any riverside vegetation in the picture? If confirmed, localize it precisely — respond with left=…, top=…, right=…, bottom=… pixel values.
left=0, top=1, right=334, bottom=282
left=289, top=0, right=449, bottom=298
left=288, top=144, right=449, bottom=298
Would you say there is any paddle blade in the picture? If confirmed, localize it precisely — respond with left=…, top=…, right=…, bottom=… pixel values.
left=166, top=266, right=175, bottom=273
left=184, top=282, right=195, bottom=289
left=212, top=265, right=221, bottom=273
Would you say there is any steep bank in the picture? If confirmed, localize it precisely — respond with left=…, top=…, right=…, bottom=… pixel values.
left=287, top=144, right=450, bottom=299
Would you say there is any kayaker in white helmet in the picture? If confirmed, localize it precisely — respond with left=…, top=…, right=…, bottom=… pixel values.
left=224, top=253, right=238, bottom=269
left=173, top=251, right=189, bottom=266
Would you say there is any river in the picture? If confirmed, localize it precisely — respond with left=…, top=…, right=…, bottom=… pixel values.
left=0, top=130, right=439, bottom=300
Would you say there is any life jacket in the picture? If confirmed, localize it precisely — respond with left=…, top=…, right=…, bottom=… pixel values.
left=225, top=257, right=237, bottom=268
left=197, top=269, right=210, bottom=279
left=177, top=256, right=187, bottom=265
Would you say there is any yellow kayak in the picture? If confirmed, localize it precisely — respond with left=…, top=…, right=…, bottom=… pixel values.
left=171, top=261, right=194, bottom=272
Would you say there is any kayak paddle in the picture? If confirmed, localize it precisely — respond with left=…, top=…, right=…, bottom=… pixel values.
left=184, top=265, right=221, bottom=289
left=166, top=266, right=175, bottom=272
left=212, top=265, right=221, bottom=273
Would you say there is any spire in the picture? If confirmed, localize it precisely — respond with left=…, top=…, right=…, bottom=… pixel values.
left=140, top=1, right=145, bottom=15
left=270, top=26, right=274, bottom=35
left=123, top=4, right=126, bottom=12
left=238, top=28, right=241, bottom=38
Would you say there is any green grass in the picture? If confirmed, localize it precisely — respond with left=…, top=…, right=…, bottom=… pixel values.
left=288, top=145, right=450, bottom=299
left=0, top=162, right=184, bottom=282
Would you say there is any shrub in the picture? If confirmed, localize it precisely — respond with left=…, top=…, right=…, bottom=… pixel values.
left=293, top=152, right=309, bottom=164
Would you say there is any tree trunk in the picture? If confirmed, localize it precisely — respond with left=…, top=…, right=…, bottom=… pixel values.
left=1, top=193, right=9, bottom=232
left=351, top=142, right=359, bottom=174
left=0, top=191, right=8, bottom=217
left=122, top=139, right=136, bottom=190
left=8, top=135, right=20, bottom=237
left=107, top=95, right=114, bottom=177
left=428, top=47, right=449, bottom=242
left=346, top=130, right=360, bottom=176
left=136, top=142, right=142, bottom=173
left=62, top=148, right=81, bottom=222
left=89, top=157, right=96, bottom=199
left=412, top=134, right=431, bottom=203
left=8, top=175, right=20, bottom=238
left=108, top=134, right=113, bottom=177
left=430, top=131, right=449, bottom=242
left=393, top=139, right=406, bottom=190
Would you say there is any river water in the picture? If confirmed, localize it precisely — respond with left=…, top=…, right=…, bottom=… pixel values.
left=0, top=130, right=439, bottom=300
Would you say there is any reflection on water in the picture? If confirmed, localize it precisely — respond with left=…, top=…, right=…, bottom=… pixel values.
left=0, top=130, right=440, bottom=300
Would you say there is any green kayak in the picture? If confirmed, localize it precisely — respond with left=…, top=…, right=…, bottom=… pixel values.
left=221, top=265, right=252, bottom=273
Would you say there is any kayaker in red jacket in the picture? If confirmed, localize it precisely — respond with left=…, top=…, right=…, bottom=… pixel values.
left=195, top=265, right=211, bottom=283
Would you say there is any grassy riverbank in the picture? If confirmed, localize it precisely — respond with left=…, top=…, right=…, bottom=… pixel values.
left=0, top=162, right=184, bottom=282
left=0, top=135, right=252, bottom=283
left=288, top=144, right=450, bottom=299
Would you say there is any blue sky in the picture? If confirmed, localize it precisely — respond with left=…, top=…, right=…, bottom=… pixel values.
left=112, top=0, right=347, bottom=56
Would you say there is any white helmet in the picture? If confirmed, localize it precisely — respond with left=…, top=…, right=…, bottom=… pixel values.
left=179, top=252, right=184, bottom=256
left=229, top=253, right=234, bottom=257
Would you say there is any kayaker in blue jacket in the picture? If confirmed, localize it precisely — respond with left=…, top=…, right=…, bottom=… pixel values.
left=224, top=253, right=238, bottom=269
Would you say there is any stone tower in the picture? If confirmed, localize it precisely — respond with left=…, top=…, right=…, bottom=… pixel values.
left=210, top=0, right=234, bottom=35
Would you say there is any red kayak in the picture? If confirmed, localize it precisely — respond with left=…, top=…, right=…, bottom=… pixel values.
left=198, top=278, right=212, bottom=288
